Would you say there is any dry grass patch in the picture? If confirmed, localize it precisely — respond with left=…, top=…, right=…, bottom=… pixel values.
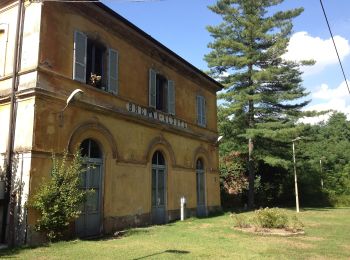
left=299, top=236, right=325, bottom=242
left=234, top=227, right=305, bottom=236
left=280, top=239, right=314, bottom=250
left=199, top=223, right=213, bottom=228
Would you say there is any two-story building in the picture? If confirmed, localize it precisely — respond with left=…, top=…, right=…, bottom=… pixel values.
left=0, top=0, right=222, bottom=245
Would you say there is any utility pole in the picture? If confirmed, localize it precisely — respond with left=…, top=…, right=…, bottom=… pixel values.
left=292, top=137, right=302, bottom=213
left=320, top=157, right=326, bottom=189
left=320, top=159, right=323, bottom=189
left=1, top=0, right=25, bottom=246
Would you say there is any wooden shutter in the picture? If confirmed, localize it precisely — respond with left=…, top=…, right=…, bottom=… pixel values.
left=149, top=69, right=157, bottom=108
left=202, top=97, right=207, bottom=126
left=196, top=95, right=201, bottom=125
left=196, top=95, right=206, bottom=127
left=167, top=80, right=175, bottom=115
left=108, top=49, right=118, bottom=94
left=73, top=31, right=87, bottom=83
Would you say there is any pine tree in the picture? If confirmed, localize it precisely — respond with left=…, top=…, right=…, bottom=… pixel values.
left=205, top=0, right=312, bottom=208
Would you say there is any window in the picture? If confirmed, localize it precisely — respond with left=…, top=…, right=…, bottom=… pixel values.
left=196, top=95, right=206, bottom=127
left=0, top=25, right=8, bottom=77
left=86, top=39, right=106, bottom=88
left=73, top=31, right=118, bottom=94
left=78, top=139, right=103, bottom=237
left=80, top=139, right=102, bottom=159
left=149, top=69, right=175, bottom=115
left=196, top=159, right=205, bottom=206
left=151, top=151, right=166, bottom=207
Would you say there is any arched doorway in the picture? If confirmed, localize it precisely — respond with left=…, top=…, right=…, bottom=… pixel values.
left=196, top=158, right=206, bottom=217
left=76, top=139, right=103, bottom=237
left=151, top=151, right=167, bottom=224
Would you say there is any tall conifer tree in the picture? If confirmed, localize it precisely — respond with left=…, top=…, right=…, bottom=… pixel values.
left=205, top=0, right=312, bottom=208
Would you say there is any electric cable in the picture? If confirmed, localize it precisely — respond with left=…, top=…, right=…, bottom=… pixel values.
left=31, top=0, right=165, bottom=3
left=320, top=0, right=350, bottom=94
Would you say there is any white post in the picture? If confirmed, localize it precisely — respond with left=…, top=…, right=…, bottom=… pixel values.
left=180, top=196, right=186, bottom=221
left=292, top=141, right=300, bottom=213
left=320, top=159, right=324, bottom=189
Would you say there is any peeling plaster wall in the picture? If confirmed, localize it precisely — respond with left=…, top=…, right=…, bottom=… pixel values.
left=0, top=1, right=40, bottom=245
left=1, top=0, right=221, bottom=244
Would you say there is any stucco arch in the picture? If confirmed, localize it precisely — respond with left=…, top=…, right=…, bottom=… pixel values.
left=146, top=135, right=176, bottom=167
left=67, top=121, right=118, bottom=159
left=193, top=145, right=211, bottom=170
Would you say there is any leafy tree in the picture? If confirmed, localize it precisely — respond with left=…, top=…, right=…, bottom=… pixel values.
left=297, top=112, right=350, bottom=205
left=205, top=0, right=312, bottom=208
left=220, top=151, right=248, bottom=195
left=30, top=150, right=87, bottom=241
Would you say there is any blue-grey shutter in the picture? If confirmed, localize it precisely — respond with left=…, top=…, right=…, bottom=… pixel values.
left=202, top=97, right=207, bottom=126
left=196, top=95, right=206, bottom=127
left=167, top=80, right=175, bottom=115
left=108, top=48, right=118, bottom=94
left=196, top=95, right=201, bottom=125
left=73, top=31, right=87, bottom=83
left=149, top=69, right=157, bottom=108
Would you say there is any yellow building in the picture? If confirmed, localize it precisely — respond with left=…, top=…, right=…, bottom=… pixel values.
left=0, top=0, right=222, bottom=245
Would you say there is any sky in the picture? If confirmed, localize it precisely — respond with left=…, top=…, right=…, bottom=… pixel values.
left=101, top=0, right=350, bottom=123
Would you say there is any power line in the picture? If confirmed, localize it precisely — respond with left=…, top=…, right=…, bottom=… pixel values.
left=319, top=0, right=350, bottom=95
left=31, top=0, right=165, bottom=2
left=30, top=0, right=99, bottom=2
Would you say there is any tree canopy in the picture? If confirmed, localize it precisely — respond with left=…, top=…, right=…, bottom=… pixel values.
left=205, top=0, right=313, bottom=207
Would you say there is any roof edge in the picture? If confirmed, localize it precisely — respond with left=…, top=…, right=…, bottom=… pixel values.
left=94, top=2, right=223, bottom=91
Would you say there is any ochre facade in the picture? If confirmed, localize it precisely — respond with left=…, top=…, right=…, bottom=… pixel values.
left=0, top=0, right=222, bottom=244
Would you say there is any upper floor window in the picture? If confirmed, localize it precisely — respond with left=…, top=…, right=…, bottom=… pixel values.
left=73, top=30, right=118, bottom=94
left=149, top=69, right=175, bottom=115
left=0, top=25, right=8, bottom=77
left=196, top=95, right=206, bottom=127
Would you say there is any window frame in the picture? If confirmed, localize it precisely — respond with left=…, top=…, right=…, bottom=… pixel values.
left=73, top=30, right=119, bottom=95
left=196, top=158, right=206, bottom=206
left=149, top=68, right=175, bottom=115
left=151, top=151, right=167, bottom=207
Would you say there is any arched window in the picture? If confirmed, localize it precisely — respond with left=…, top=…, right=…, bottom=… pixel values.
left=80, top=139, right=102, bottom=159
left=151, top=151, right=166, bottom=224
left=196, top=159, right=204, bottom=171
left=152, top=151, right=165, bottom=166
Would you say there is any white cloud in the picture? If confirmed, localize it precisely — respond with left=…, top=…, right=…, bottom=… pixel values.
left=313, top=81, right=350, bottom=100
left=283, top=32, right=350, bottom=75
left=300, top=81, right=350, bottom=124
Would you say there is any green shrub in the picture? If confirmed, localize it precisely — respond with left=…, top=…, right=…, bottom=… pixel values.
left=29, top=150, right=87, bottom=241
left=252, top=208, right=289, bottom=229
left=232, top=214, right=250, bottom=228
left=329, top=194, right=350, bottom=207
left=232, top=208, right=304, bottom=232
left=288, top=215, right=304, bottom=232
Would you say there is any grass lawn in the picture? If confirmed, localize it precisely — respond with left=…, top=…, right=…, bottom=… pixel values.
left=1, top=208, right=349, bottom=259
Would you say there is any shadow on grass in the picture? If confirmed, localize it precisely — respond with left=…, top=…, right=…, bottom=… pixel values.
left=301, top=207, right=332, bottom=212
left=0, top=244, right=50, bottom=258
left=133, top=249, right=190, bottom=260
left=196, top=210, right=225, bottom=219
left=224, top=206, right=343, bottom=214
left=88, top=228, right=151, bottom=241
left=223, top=207, right=254, bottom=214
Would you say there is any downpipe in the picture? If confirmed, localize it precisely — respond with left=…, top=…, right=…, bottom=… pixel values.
left=1, top=0, right=25, bottom=246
